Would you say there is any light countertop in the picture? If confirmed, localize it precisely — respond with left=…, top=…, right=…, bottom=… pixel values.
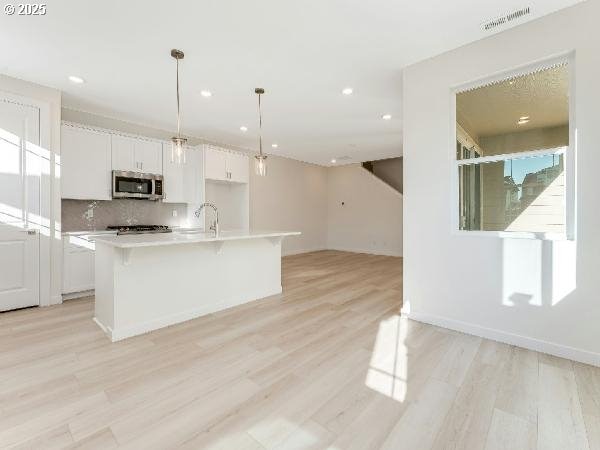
left=93, top=230, right=301, bottom=249
left=62, top=230, right=118, bottom=237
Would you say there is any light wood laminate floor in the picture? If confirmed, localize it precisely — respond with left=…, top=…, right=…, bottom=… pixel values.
left=1, top=250, right=599, bottom=449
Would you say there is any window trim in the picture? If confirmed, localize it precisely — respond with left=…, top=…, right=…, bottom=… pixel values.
left=457, top=147, right=566, bottom=167
left=449, top=53, right=576, bottom=241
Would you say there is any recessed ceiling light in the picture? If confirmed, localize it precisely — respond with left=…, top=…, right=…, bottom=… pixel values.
left=331, top=159, right=337, bottom=164
left=271, top=143, right=278, bottom=149
left=200, top=90, right=212, bottom=97
left=382, top=114, right=392, bottom=120
left=240, top=126, right=248, bottom=132
left=68, top=75, right=85, bottom=84
left=517, top=115, right=530, bottom=125
left=342, top=87, right=353, bottom=95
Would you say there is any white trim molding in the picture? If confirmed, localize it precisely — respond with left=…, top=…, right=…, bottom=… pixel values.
left=0, top=86, right=60, bottom=308
left=402, top=309, right=600, bottom=367
left=327, top=246, right=402, bottom=257
left=449, top=52, right=576, bottom=242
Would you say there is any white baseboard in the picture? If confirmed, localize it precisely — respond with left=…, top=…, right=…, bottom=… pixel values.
left=282, top=247, right=327, bottom=256
left=50, top=294, right=63, bottom=305
left=62, top=290, right=94, bottom=301
left=283, top=247, right=403, bottom=257
left=327, top=246, right=403, bottom=257
left=402, top=309, right=600, bottom=367
left=94, top=286, right=283, bottom=342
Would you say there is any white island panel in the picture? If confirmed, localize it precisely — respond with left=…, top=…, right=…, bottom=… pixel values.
left=94, top=231, right=299, bottom=341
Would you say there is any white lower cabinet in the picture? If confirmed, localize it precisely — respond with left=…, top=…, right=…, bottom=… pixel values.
left=62, top=234, right=110, bottom=296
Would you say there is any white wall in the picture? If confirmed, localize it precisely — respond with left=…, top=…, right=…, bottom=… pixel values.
left=249, top=155, right=328, bottom=256
left=205, top=181, right=249, bottom=230
left=403, top=1, right=600, bottom=365
left=327, top=164, right=403, bottom=257
left=1, top=74, right=62, bottom=305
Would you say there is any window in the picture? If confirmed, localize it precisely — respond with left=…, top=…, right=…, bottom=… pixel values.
left=454, top=60, right=573, bottom=238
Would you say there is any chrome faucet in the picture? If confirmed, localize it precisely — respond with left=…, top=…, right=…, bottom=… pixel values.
left=195, top=202, right=219, bottom=236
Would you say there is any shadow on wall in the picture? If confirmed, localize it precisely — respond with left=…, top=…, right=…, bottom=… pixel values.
left=502, top=238, right=576, bottom=308
left=362, top=158, right=403, bottom=194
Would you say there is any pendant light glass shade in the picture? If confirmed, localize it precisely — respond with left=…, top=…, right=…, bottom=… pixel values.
left=171, top=137, right=187, bottom=164
left=255, top=154, right=267, bottom=176
left=254, top=88, right=267, bottom=176
left=170, top=49, right=187, bottom=165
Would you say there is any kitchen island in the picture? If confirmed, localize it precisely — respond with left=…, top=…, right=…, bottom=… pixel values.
left=93, top=230, right=300, bottom=341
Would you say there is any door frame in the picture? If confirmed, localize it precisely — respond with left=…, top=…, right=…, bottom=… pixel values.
left=1, top=90, right=53, bottom=307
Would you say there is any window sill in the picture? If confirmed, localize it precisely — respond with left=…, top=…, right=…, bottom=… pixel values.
left=452, top=230, right=573, bottom=241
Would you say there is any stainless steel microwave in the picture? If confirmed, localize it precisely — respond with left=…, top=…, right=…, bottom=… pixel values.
left=112, top=170, right=164, bottom=200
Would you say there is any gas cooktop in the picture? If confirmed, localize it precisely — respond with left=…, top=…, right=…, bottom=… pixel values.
left=107, top=225, right=172, bottom=236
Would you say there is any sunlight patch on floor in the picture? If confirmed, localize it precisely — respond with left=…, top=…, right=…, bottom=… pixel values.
left=365, top=314, right=408, bottom=402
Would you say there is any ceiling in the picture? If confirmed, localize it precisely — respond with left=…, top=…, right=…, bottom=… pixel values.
left=0, top=0, right=584, bottom=166
left=457, top=64, right=569, bottom=138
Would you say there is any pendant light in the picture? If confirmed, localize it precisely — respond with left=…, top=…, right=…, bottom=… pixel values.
left=254, top=88, right=267, bottom=176
left=170, top=49, right=187, bottom=164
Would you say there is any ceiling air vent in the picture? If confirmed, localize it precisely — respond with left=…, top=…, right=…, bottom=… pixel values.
left=482, top=6, right=531, bottom=31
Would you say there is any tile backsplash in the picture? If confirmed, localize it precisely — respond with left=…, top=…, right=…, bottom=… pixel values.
left=62, top=199, right=188, bottom=232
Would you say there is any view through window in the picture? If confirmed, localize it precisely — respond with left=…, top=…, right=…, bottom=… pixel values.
left=455, top=63, right=569, bottom=234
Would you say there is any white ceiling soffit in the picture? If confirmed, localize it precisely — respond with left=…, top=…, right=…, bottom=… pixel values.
left=457, top=64, right=569, bottom=138
left=0, top=0, right=585, bottom=166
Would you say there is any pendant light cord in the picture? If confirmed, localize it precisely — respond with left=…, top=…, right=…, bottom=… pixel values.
left=176, top=58, right=181, bottom=138
left=258, top=92, right=263, bottom=157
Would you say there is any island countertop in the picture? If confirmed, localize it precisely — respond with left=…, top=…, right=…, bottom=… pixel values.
left=93, top=229, right=301, bottom=249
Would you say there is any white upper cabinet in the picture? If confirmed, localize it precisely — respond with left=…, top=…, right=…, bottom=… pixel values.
left=135, top=139, right=162, bottom=174
left=162, top=143, right=184, bottom=203
left=204, top=146, right=229, bottom=181
left=184, top=147, right=205, bottom=205
left=61, top=124, right=112, bottom=200
left=227, top=152, right=250, bottom=183
left=163, top=145, right=205, bottom=204
left=112, top=135, right=162, bottom=174
left=204, top=146, right=249, bottom=183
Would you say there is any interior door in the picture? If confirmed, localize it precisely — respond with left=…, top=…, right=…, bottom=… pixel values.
left=0, top=97, right=41, bottom=311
